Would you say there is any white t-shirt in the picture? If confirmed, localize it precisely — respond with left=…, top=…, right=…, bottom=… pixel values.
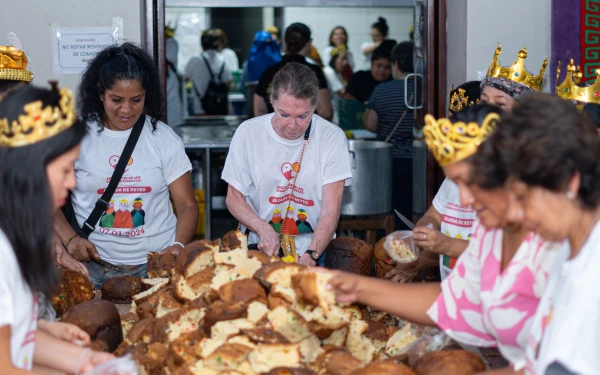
left=220, top=47, right=240, bottom=71
left=184, top=50, right=233, bottom=115
left=431, top=178, right=475, bottom=280
left=323, top=66, right=345, bottom=124
left=0, top=229, right=38, bottom=370
left=525, top=221, right=600, bottom=375
left=72, top=118, right=192, bottom=265
left=322, top=46, right=355, bottom=71
left=360, top=41, right=375, bottom=70
left=222, top=113, right=353, bottom=254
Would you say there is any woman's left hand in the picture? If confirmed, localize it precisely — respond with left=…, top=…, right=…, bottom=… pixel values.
left=160, top=244, right=184, bottom=255
left=53, top=234, right=90, bottom=277
left=298, top=253, right=316, bottom=267
left=77, top=350, right=117, bottom=374
left=38, top=320, right=91, bottom=346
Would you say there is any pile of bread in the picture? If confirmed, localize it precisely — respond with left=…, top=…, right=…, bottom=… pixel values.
left=97, top=231, right=482, bottom=375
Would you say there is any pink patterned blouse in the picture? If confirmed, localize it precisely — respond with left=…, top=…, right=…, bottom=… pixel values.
left=426, top=220, right=559, bottom=370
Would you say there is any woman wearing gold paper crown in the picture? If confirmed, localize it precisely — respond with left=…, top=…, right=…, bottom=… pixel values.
left=320, top=104, right=560, bottom=373
left=0, top=84, right=116, bottom=372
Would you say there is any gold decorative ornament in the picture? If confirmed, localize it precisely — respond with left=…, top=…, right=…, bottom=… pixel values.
left=555, top=59, right=600, bottom=104
left=448, top=85, right=480, bottom=112
left=0, top=45, right=33, bottom=82
left=330, top=44, right=347, bottom=57
left=165, top=24, right=176, bottom=38
left=486, top=43, right=548, bottom=91
left=0, top=87, right=76, bottom=147
left=423, top=112, right=499, bottom=166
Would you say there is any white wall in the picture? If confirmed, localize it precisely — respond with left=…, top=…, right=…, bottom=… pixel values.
left=283, top=7, right=414, bottom=71
left=0, top=0, right=141, bottom=93
left=447, top=0, right=552, bottom=95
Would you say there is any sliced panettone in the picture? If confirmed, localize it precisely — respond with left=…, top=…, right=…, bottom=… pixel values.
left=220, top=230, right=248, bottom=252
left=127, top=318, right=159, bottom=344
left=322, top=326, right=349, bottom=347
left=254, top=262, right=306, bottom=289
left=236, top=360, right=259, bottom=375
left=169, top=332, right=203, bottom=366
left=218, top=279, right=267, bottom=306
left=344, top=306, right=363, bottom=321
left=173, top=267, right=216, bottom=303
left=165, top=307, right=205, bottom=342
left=309, top=305, right=352, bottom=331
left=268, top=306, right=313, bottom=343
left=267, top=284, right=298, bottom=310
left=203, top=301, right=249, bottom=333
left=185, top=360, right=220, bottom=375
left=184, top=244, right=218, bottom=278
left=373, top=238, right=395, bottom=279
left=211, top=257, right=263, bottom=291
left=155, top=287, right=184, bottom=318
left=292, top=271, right=335, bottom=312
left=211, top=319, right=255, bottom=343
left=227, top=335, right=257, bottom=349
left=133, top=278, right=169, bottom=306
left=205, top=343, right=252, bottom=371
left=298, top=334, right=324, bottom=364
left=246, top=301, right=270, bottom=324
left=413, top=349, right=484, bottom=375
left=140, top=342, right=169, bottom=375
left=346, top=320, right=377, bottom=364
left=248, top=343, right=301, bottom=374
left=51, top=269, right=96, bottom=317
left=147, top=251, right=177, bottom=278
left=247, top=250, right=271, bottom=264
left=121, top=312, right=140, bottom=339
left=364, top=320, right=389, bottom=352
left=266, top=368, right=317, bottom=375
left=242, top=328, right=289, bottom=345
left=215, top=248, right=249, bottom=266
left=350, top=361, right=416, bottom=375
left=324, top=350, right=362, bottom=375
left=385, top=323, right=418, bottom=357
left=136, top=300, right=156, bottom=319
left=174, top=240, right=219, bottom=276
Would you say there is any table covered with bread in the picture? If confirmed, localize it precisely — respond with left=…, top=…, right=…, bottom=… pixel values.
left=50, top=230, right=491, bottom=375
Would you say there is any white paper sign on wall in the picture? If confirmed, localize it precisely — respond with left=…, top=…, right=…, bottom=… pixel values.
left=51, top=18, right=122, bottom=74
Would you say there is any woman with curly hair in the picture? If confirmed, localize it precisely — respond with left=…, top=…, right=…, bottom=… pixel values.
left=54, top=42, right=198, bottom=287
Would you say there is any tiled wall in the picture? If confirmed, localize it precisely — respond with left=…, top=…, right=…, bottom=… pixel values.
left=283, top=7, right=414, bottom=71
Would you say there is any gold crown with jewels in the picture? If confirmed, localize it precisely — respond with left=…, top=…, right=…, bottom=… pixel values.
left=486, top=43, right=548, bottom=91
left=448, top=86, right=480, bottom=112
left=555, top=59, right=600, bottom=104
left=0, top=45, right=34, bottom=82
left=423, top=112, right=499, bottom=166
left=0, top=87, right=76, bottom=147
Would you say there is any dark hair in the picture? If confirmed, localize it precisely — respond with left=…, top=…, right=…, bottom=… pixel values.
left=481, top=93, right=600, bottom=207
left=328, top=49, right=347, bottom=70
left=216, top=28, right=229, bottom=48
left=285, top=23, right=311, bottom=55
left=201, top=29, right=221, bottom=50
left=328, top=26, right=348, bottom=47
left=372, top=17, right=389, bottom=38
left=391, top=41, right=413, bottom=73
left=371, top=39, right=397, bottom=63
left=270, top=62, right=319, bottom=106
left=77, top=42, right=162, bottom=131
left=583, top=103, right=600, bottom=129
left=449, top=81, right=482, bottom=115
left=0, top=85, right=87, bottom=298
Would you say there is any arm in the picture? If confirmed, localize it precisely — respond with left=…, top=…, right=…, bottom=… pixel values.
left=300, top=181, right=344, bottom=266
left=413, top=204, right=469, bottom=258
left=362, top=41, right=381, bottom=56
left=326, top=270, right=439, bottom=325
left=54, top=209, right=98, bottom=262
left=36, top=321, right=90, bottom=346
left=363, top=108, right=378, bottom=132
left=161, top=172, right=198, bottom=255
left=254, top=94, right=268, bottom=117
left=225, top=184, right=279, bottom=255
left=0, top=326, right=29, bottom=375
left=316, top=89, right=334, bottom=121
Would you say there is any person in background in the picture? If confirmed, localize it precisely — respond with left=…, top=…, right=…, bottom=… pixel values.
left=322, top=26, right=355, bottom=73
left=344, top=40, right=395, bottom=102
left=240, top=30, right=282, bottom=96
left=216, top=28, right=240, bottom=71
left=307, top=44, right=325, bottom=68
left=363, top=41, right=414, bottom=229
left=185, top=29, right=233, bottom=115
left=361, top=17, right=389, bottom=70
left=54, top=43, right=198, bottom=288
left=254, top=23, right=333, bottom=121
left=0, top=84, right=115, bottom=373
left=265, top=25, right=281, bottom=47
left=323, top=45, right=351, bottom=124
left=448, top=81, right=480, bottom=117
left=165, top=24, right=184, bottom=128
left=482, top=93, right=600, bottom=375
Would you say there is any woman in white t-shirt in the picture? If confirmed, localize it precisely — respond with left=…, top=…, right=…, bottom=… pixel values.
left=322, top=26, right=355, bottom=72
left=323, top=46, right=351, bottom=124
left=360, top=17, right=388, bottom=71
left=222, top=62, right=352, bottom=266
left=0, top=84, right=115, bottom=372
left=486, top=93, right=600, bottom=375
left=54, top=43, right=198, bottom=287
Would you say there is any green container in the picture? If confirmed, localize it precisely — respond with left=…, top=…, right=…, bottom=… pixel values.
left=338, top=99, right=366, bottom=130
left=231, top=69, right=243, bottom=93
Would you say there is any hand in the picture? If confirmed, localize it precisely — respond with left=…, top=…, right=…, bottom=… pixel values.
left=37, top=320, right=91, bottom=346
left=160, top=244, right=184, bottom=255
left=384, top=258, right=419, bottom=283
left=67, top=236, right=99, bottom=262
left=298, top=253, right=316, bottom=267
left=413, top=227, right=448, bottom=255
left=315, top=268, right=365, bottom=304
left=257, top=224, right=280, bottom=256
left=77, top=350, right=117, bottom=374
left=61, top=249, right=90, bottom=278
left=52, top=234, right=65, bottom=267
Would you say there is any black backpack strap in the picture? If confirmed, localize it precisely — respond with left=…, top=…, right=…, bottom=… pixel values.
left=201, top=54, right=216, bottom=81
left=81, top=114, right=146, bottom=236
left=217, top=62, right=225, bottom=81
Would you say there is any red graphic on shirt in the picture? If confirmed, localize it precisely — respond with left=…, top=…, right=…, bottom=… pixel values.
left=281, top=206, right=299, bottom=235
left=269, top=194, right=314, bottom=206
left=442, top=215, right=474, bottom=228
left=109, top=155, right=134, bottom=173
left=281, top=162, right=301, bottom=181
left=97, top=186, right=152, bottom=194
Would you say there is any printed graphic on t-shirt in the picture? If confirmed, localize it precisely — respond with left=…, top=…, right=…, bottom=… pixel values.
left=267, top=162, right=315, bottom=236
left=441, top=204, right=474, bottom=270
left=19, top=294, right=38, bottom=370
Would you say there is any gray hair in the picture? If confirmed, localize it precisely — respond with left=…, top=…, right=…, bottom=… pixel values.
left=269, top=62, right=319, bottom=106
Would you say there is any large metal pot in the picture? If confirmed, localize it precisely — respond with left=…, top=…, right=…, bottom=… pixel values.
left=341, top=140, right=392, bottom=216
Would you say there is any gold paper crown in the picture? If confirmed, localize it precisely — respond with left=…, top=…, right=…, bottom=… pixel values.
left=0, top=87, right=76, bottom=147
left=555, top=59, right=600, bottom=104
left=165, top=24, right=176, bottom=38
left=0, top=46, right=34, bottom=82
left=486, top=43, right=547, bottom=91
left=330, top=44, right=347, bottom=57
left=448, top=86, right=480, bottom=112
left=423, top=113, right=499, bottom=166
